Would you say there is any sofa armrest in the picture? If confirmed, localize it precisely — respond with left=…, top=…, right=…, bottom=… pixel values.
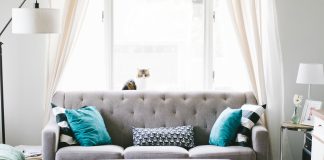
left=42, top=115, right=59, bottom=160
left=252, top=124, right=270, bottom=160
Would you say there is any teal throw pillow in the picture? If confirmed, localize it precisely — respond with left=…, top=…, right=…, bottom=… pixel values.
left=65, top=106, right=112, bottom=146
left=209, top=107, right=242, bottom=146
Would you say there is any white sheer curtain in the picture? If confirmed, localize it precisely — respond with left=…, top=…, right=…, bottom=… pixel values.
left=260, top=0, right=285, bottom=159
left=227, top=0, right=266, bottom=105
left=44, top=0, right=89, bottom=123
left=228, top=0, right=284, bottom=159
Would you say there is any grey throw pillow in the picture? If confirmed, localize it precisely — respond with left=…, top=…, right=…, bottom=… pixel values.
left=132, top=125, right=195, bottom=149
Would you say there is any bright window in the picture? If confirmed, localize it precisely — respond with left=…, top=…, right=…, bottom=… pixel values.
left=58, top=0, right=106, bottom=91
left=212, top=0, right=251, bottom=91
left=112, top=0, right=205, bottom=90
left=58, top=0, right=251, bottom=92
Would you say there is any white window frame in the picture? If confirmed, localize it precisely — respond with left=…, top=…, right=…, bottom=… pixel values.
left=104, top=0, right=114, bottom=89
left=204, top=0, right=214, bottom=90
left=104, top=0, right=215, bottom=90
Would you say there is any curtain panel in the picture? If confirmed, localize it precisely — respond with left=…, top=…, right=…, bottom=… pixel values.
left=44, top=0, right=89, bottom=124
left=228, top=0, right=284, bottom=159
left=228, top=0, right=266, bottom=105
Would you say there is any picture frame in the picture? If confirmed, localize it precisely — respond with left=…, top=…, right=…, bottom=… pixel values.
left=300, top=100, right=322, bottom=126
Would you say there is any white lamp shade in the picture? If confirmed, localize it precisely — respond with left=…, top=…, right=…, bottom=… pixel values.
left=12, top=8, right=61, bottom=34
left=296, top=63, right=324, bottom=84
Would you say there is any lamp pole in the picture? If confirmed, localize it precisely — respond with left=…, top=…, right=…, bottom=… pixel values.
left=0, top=42, right=4, bottom=144
left=0, top=0, right=28, bottom=144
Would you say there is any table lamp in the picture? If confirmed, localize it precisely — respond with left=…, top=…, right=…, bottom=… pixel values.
left=296, top=63, right=324, bottom=99
left=0, top=0, right=60, bottom=143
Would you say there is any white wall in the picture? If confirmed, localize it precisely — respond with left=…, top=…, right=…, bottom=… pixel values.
left=0, top=0, right=48, bottom=145
left=276, top=0, right=324, bottom=160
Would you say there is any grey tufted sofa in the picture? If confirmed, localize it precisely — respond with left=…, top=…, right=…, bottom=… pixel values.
left=42, top=91, right=269, bottom=160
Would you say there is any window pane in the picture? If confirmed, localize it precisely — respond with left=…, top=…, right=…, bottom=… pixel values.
left=58, top=0, right=106, bottom=91
left=113, top=0, right=205, bottom=90
left=213, top=0, right=251, bottom=91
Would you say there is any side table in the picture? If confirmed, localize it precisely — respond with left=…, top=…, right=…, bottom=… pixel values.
left=280, top=122, right=313, bottom=160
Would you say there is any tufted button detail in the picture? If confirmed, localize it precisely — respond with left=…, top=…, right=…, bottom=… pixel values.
left=131, top=111, right=134, bottom=114
left=183, top=95, right=187, bottom=100
left=203, top=96, right=207, bottom=101
left=121, top=96, right=124, bottom=101
left=214, top=109, right=218, bottom=115
left=224, top=95, right=228, bottom=101
left=153, top=110, right=156, bottom=114
left=161, top=95, right=166, bottom=101
left=101, top=97, right=104, bottom=101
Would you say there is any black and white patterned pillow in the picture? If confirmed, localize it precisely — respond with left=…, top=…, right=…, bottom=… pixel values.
left=51, top=103, right=78, bottom=148
left=236, top=104, right=266, bottom=147
left=132, top=125, right=195, bottom=149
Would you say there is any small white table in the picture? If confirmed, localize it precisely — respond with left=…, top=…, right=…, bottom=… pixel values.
left=279, top=122, right=313, bottom=160
left=312, top=110, right=324, bottom=160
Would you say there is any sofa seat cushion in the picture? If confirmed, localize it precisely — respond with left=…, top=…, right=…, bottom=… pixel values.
left=124, top=146, right=189, bottom=159
left=189, top=145, right=256, bottom=160
left=55, top=145, right=124, bottom=160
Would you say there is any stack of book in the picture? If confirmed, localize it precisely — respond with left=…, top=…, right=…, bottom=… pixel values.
left=15, top=145, right=42, bottom=160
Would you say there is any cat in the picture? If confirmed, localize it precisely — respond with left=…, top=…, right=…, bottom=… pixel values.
left=122, top=80, right=137, bottom=90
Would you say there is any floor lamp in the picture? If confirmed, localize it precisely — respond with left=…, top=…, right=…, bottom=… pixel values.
left=0, top=0, right=60, bottom=144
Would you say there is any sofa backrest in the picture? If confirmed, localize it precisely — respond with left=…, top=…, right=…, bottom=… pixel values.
left=52, top=91, right=257, bottom=148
